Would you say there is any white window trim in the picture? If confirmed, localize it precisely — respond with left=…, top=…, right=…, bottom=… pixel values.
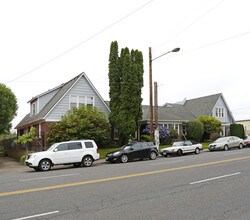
left=69, top=95, right=95, bottom=109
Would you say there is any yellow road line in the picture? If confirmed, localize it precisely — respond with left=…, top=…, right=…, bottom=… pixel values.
left=1, top=155, right=250, bottom=197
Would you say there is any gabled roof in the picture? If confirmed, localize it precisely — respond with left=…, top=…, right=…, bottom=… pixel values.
left=183, top=93, right=222, bottom=117
left=142, top=104, right=196, bottom=123
left=15, top=72, right=110, bottom=129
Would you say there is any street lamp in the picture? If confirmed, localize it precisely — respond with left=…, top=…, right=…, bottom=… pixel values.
left=148, top=47, right=180, bottom=143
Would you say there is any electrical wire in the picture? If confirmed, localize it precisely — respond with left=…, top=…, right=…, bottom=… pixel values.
left=6, top=0, right=155, bottom=85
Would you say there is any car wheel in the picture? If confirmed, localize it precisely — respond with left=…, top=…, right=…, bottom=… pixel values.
left=38, top=159, right=51, bottom=171
left=224, top=145, right=229, bottom=151
left=195, top=148, right=200, bottom=154
left=82, top=156, right=93, bottom=167
left=120, top=154, right=128, bottom=163
left=177, top=149, right=182, bottom=156
left=208, top=148, right=213, bottom=152
left=149, top=151, right=157, bottom=160
left=239, top=143, right=243, bottom=149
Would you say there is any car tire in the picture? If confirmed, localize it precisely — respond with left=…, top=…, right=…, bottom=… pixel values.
left=177, top=149, right=182, bottom=156
left=82, top=156, right=93, bottom=167
left=239, top=143, right=243, bottom=149
left=38, top=159, right=51, bottom=171
left=195, top=148, right=200, bottom=154
left=149, top=151, right=157, bottom=160
left=120, top=154, right=128, bottom=163
left=224, top=145, right=229, bottom=151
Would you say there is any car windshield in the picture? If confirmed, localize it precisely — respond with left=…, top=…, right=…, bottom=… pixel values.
left=214, top=137, right=229, bottom=143
left=47, top=143, right=57, bottom=151
left=172, top=142, right=184, bottom=146
left=121, top=144, right=132, bottom=150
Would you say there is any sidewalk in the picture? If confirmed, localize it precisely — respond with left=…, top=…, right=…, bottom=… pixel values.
left=0, top=156, right=25, bottom=172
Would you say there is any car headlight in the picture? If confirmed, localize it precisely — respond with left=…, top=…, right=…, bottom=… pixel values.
left=113, top=151, right=121, bottom=156
left=30, top=154, right=37, bottom=159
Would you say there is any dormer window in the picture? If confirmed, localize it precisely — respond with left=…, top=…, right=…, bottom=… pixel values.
left=31, top=103, right=36, bottom=116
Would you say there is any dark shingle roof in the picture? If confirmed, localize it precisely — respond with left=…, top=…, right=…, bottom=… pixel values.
left=15, top=74, right=81, bottom=128
left=184, top=93, right=221, bottom=117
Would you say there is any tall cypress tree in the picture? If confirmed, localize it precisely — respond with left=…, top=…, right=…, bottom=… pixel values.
left=108, top=41, right=120, bottom=131
left=108, top=42, right=144, bottom=145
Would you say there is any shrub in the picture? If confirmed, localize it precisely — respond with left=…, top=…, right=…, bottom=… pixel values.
left=187, top=120, right=204, bottom=142
left=230, top=124, right=245, bottom=139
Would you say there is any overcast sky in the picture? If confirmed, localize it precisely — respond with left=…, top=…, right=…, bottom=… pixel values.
left=1, top=0, right=250, bottom=130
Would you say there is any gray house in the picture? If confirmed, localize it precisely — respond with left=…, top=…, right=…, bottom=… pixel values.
left=141, top=93, right=235, bottom=137
left=15, top=72, right=110, bottom=149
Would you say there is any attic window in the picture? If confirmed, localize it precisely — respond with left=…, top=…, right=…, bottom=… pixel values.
left=31, top=103, right=36, bottom=115
left=69, top=95, right=95, bottom=109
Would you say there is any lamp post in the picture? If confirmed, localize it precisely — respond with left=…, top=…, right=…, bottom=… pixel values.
left=148, top=47, right=180, bottom=143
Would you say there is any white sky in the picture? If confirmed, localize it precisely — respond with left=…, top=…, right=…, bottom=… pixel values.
left=1, top=0, right=250, bottom=130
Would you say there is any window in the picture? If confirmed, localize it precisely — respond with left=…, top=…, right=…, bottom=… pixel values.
left=85, top=141, right=94, bottom=148
left=31, top=103, right=36, bottom=115
left=87, top=97, right=94, bottom=107
left=56, top=144, right=68, bottom=151
left=68, top=142, right=82, bottom=150
left=215, top=107, right=225, bottom=117
left=70, top=95, right=77, bottom=109
left=69, top=95, right=95, bottom=109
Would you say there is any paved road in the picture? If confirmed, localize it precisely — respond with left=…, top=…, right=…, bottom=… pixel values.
left=1, top=149, right=250, bottom=220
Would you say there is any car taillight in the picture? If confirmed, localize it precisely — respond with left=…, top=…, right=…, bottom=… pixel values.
left=96, top=147, right=99, bottom=153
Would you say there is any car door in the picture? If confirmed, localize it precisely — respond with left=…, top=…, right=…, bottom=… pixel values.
left=52, top=143, right=70, bottom=164
left=183, top=141, right=193, bottom=153
left=67, top=142, right=83, bottom=163
left=228, top=137, right=235, bottom=148
left=128, top=143, right=142, bottom=159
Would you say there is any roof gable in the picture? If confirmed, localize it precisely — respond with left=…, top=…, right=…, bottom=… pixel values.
left=184, top=93, right=222, bottom=117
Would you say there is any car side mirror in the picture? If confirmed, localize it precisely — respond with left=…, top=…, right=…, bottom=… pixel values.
left=130, top=147, right=134, bottom=150
left=53, top=148, right=58, bottom=152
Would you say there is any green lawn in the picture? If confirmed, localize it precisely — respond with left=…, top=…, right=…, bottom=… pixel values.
left=98, top=142, right=211, bottom=159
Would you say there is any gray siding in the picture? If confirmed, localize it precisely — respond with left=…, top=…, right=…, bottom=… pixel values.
left=45, top=76, right=110, bottom=121
left=38, top=89, right=60, bottom=112
left=212, top=97, right=233, bottom=124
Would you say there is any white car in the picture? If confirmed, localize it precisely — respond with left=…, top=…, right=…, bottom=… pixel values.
left=208, top=136, right=244, bottom=151
left=25, top=140, right=100, bottom=171
left=161, top=140, right=203, bottom=157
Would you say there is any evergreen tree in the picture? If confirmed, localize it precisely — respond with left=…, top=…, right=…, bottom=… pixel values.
left=108, top=42, right=144, bottom=145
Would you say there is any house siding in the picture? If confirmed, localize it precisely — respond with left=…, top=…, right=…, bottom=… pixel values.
left=45, top=76, right=110, bottom=121
left=212, top=97, right=233, bottom=124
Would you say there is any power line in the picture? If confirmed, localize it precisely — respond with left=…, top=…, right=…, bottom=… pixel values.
left=157, top=0, right=225, bottom=51
left=6, top=0, right=155, bottom=85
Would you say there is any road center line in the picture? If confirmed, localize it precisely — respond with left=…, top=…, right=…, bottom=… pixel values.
left=12, top=211, right=59, bottom=220
left=151, top=160, right=184, bottom=165
left=19, top=173, right=80, bottom=182
left=190, top=172, right=241, bottom=185
left=1, top=155, right=250, bottom=197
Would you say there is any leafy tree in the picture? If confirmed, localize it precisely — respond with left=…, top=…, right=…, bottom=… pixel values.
left=108, top=41, right=144, bottom=145
left=48, top=106, right=111, bottom=147
left=0, top=83, right=18, bottom=134
left=186, top=119, right=204, bottom=142
left=198, top=116, right=222, bottom=140
left=16, top=127, right=37, bottom=153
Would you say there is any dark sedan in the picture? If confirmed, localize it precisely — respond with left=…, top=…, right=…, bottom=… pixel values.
left=106, top=142, right=158, bottom=163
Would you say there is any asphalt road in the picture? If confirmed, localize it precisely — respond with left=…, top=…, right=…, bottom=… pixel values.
left=1, top=148, right=250, bottom=220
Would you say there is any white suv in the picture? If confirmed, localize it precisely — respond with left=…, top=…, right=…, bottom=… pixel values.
left=25, top=140, right=100, bottom=171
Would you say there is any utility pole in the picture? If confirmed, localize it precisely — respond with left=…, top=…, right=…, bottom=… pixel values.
left=149, top=47, right=154, bottom=142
